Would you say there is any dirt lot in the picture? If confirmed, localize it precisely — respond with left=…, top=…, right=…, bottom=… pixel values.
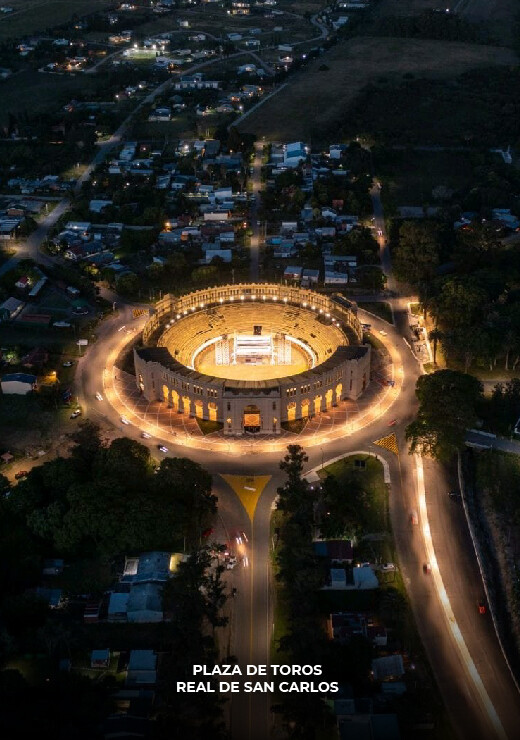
left=0, top=0, right=112, bottom=40
left=238, top=36, right=517, bottom=141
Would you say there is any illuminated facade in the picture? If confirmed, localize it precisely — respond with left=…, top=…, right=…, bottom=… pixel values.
left=134, top=284, right=370, bottom=435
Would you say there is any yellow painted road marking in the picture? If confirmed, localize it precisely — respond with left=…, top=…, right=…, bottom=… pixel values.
left=374, top=432, right=399, bottom=455
left=221, top=474, right=271, bottom=522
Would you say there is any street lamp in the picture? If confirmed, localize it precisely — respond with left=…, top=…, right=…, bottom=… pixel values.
left=320, top=446, right=324, bottom=469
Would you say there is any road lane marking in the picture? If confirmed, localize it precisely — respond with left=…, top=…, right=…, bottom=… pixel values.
left=221, top=474, right=271, bottom=522
left=415, top=455, right=506, bottom=740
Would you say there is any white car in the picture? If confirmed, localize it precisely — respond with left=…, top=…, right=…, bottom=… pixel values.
left=141, top=431, right=151, bottom=439
left=95, top=392, right=103, bottom=401
left=158, top=445, right=168, bottom=453
left=381, top=563, right=396, bottom=572
left=121, top=416, right=130, bottom=425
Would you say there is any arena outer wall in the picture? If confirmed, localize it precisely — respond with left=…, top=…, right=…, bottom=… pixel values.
left=134, top=283, right=371, bottom=435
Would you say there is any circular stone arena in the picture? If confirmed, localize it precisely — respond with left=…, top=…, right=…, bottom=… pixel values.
left=134, top=284, right=371, bottom=436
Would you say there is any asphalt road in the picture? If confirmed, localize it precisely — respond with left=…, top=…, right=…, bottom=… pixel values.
left=77, top=295, right=520, bottom=739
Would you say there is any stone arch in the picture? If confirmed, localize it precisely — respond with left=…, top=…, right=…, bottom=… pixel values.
left=194, top=399, right=203, bottom=419
left=171, top=389, right=179, bottom=412
left=301, top=398, right=310, bottom=418
left=208, top=401, right=218, bottom=421
left=335, top=383, right=342, bottom=404
left=314, top=395, right=322, bottom=415
left=325, top=388, right=333, bottom=409
left=287, top=401, right=297, bottom=421
left=162, top=384, right=170, bottom=405
left=182, top=396, right=191, bottom=415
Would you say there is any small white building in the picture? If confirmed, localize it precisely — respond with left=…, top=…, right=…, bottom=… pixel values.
left=1, top=372, right=36, bottom=395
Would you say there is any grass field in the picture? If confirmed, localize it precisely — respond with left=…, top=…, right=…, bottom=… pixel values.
left=0, top=69, right=101, bottom=125
left=357, top=300, right=393, bottom=324
left=0, top=0, right=112, bottom=40
left=238, top=36, right=517, bottom=141
left=318, top=454, right=389, bottom=534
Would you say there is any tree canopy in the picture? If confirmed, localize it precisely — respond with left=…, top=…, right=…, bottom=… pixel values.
left=406, top=370, right=483, bottom=459
left=9, top=423, right=216, bottom=557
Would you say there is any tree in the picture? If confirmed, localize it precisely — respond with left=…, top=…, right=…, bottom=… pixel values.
left=428, top=327, right=443, bottom=365
left=116, top=273, right=139, bottom=297
left=406, top=370, right=483, bottom=459
left=393, top=222, right=440, bottom=287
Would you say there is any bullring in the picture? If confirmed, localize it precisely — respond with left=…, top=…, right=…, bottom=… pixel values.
left=134, top=283, right=371, bottom=435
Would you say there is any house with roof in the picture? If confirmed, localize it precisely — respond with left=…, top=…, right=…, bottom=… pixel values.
left=1, top=372, right=36, bottom=395
left=371, top=654, right=405, bottom=682
left=126, top=650, right=157, bottom=686
left=0, top=296, right=24, bottom=321
left=91, top=649, right=110, bottom=669
left=338, top=714, right=401, bottom=740
left=127, top=582, right=163, bottom=623
left=284, top=141, right=307, bottom=168
left=15, top=276, right=31, bottom=290
left=314, top=539, right=353, bottom=563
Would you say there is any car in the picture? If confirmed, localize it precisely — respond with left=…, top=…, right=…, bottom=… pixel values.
left=158, top=445, right=168, bottom=453
left=141, top=431, right=151, bottom=439
left=411, top=511, right=419, bottom=525
left=381, top=563, right=396, bottom=572
left=15, top=471, right=28, bottom=480
left=478, top=600, right=486, bottom=615
left=63, top=361, right=74, bottom=367
left=448, top=490, right=461, bottom=499
left=388, top=418, right=398, bottom=426
left=95, top=392, right=103, bottom=401
left=377, top=228, right=383, bottom=236
left=361, top=323, right=371, bottom=330
left=379, top=329, right=387, bottom=336
left=423, top=563, right=431, bottom=575
left=120, top=416, right=130, bottom=425
left=73, top=306, right=89, bottom=315
left=70, top=409, right=81, bottom=419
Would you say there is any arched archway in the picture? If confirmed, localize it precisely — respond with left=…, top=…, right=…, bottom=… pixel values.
left=208, top=401, right=217, bottom=421
left=301, top=398, right=310, bottom=418
left=314, top=395, right=322, bottom=415
left=195, top=400, right=203, bottom=419
left=287, top=401, right=296, bottom=421
left=171, top=389, right=179, bottom=412
left=243, top=404, right=261, bottom=433
left=325, top=389, right=333, bottom=409
left=162, top=384, right=170, bottom=405
left=335, top=383, right=342, bottom=404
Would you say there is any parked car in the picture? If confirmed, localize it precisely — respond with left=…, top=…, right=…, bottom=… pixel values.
left=158, top=445, right=168, bottom=453
left=63, top=361, right=74, bottom=367
left=423, top=563, right=431, bottom=575
left=95, top=392, right=103, bottom=401
left=15, top=471, right=28, bottom=480
left=141, top=431, right=151, bottom=439
left=120, top=416, right=130, bottom=425
left=70, top=409, right=81, bottom=419
left=381, top=563, right=396, bottom=572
